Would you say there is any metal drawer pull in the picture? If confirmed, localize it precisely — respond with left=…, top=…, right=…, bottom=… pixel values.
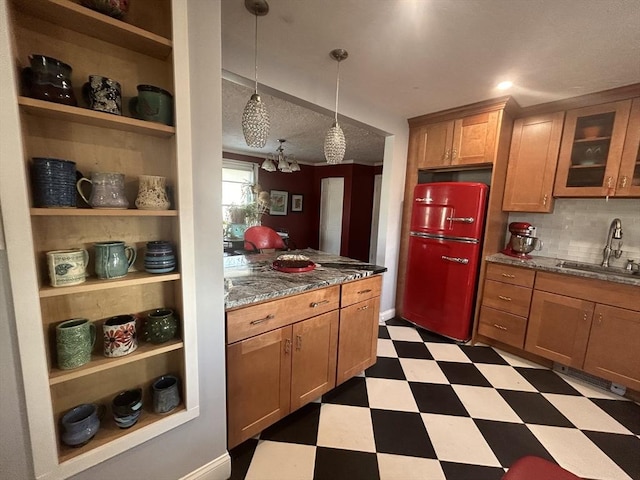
left=284, top=338, right=291, bottom=354
left=442, top=255, right=469, bottom=264
left=357, top=305, right=369, bottom=311
left=501, top=273, right=515, bottom=278
left=310, top=300, right=330, bottom=308
left=250, top=313, right=275, bottom=325
left=357, top=289, right=372, bottom=295
left=493, top=323, right=508, bottom=331
left=446, top=217, right=475, bottom=224
left=498, top=295, right=512, bottom=301
left=296, top=335, right=302, bottom=350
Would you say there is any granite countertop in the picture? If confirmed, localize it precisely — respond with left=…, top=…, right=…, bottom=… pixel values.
left=224, top=249, right=387, bottom=310
left=486, top=253, right=640, bottom=287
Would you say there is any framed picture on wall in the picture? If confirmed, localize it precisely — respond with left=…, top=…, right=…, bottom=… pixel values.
left=270, top=190, right=288, bottom=215
left=291, top=194, right=303, bottom=212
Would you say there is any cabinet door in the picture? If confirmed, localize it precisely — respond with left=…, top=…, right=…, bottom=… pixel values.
left=503, top=112, right=564, bottom=212
left=451, top=111, right=499, bottom=165
left=227, top=326, right=292, bottom=448
left=583, top=305, right=640, bottom=391
left=525, top=291, right=594, bottom=368
left=412, top=121, right=455, bottom=168
left=336, top=297, right=380, bottom=385
left=290, top=311, right=339, bottom=411
left=554, top=100, right=632, bottom=197
left=615, top=98, right=640, bottom=196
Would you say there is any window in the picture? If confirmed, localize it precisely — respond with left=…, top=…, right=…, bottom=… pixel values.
left=222, top=159, right=258, bottom=218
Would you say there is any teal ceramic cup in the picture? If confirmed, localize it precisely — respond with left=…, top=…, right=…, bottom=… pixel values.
left=94, top=241, right=136, bottom=279
left=56, top=318, right=96, bottom=370
left=129, top=84, right=173, bottom=126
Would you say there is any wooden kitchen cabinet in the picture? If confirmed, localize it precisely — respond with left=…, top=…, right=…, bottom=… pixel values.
left=503, top=112, right=565, bottom=212
left=4, top=1, right=199, bottom=476
left=554, top=100, right=634, bottom=197
left=413, top=121, right=455, bottom=169
left=616, top=98, right=640, bottom=196
left=525, top=291, right=594, bottom=368
left=583, top=305, right=640, bottom=391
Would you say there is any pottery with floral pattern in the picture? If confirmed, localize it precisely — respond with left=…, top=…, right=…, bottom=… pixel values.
left=103, top=314, right=137, bottom=357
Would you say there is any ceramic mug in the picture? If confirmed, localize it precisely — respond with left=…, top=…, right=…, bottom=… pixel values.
left=94, top=241, right=136, bottom=279
left=129, top=84, right=173, bottom=126
left=47, top=248, right=89, bottom=287
left=152, top=375, right=180, bottom=414
left=77, top=172, right=129, bottom=209
left=145, top=308, right=178, bottom=344
left=135, top=175, right=170, bottom=210
left=60, top=403, right=103, bottom=447
left=56, top=318, right=96, bottom=370
left=22, top=54, right=77, bottom=106
left=111, top=388, right=143, bottom=429
left=103, top=314, right=138, bottom=357
left=31, top=157, right=77, bottom=208
left=82, top=75, right=122, bottom=115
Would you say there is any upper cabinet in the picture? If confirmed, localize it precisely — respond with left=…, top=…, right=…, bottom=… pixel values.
left=503, top=112, right=565, bottom=212
left=412, top=111, right=500, bottom=169
left=554, top=99, right=635, bottom=197
left=616, top=98, right=640, bottom=196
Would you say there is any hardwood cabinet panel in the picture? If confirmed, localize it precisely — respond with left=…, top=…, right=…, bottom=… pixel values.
left=227, top=285, right=340, bottom=344
left=503, top=112, right=564, bottom=212
left=477, top=306, right=527, bottom=349
left=554, top=100, right=632, bottom=197
left=485, top=263, right=535, bottom=288
left=482, top=280, right=533, bottom=317
left=525, top=291, right=594, bottom=367
left=341, top=275, right=382, bottom=308
left=583, top=305, right=640, bottom=391
left=290, top=311, right=338, bottom=410
left=227, top=326, right=292, bottom=448
left=452, top=111, right=499, bottom=165
left=336, top=297, right=380, bottom=385
left=616, top=98, right=640, bottom=196
left=414, top=121, right=455, bottom=168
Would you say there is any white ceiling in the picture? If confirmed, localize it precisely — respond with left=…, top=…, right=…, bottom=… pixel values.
left=221, top=0, right=640, bottom=165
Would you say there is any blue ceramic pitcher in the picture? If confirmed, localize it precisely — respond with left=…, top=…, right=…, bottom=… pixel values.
left=94, top=241, right=136, bottom=279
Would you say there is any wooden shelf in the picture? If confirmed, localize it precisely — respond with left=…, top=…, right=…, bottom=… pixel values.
left=12, top=0, right=172, bottom=59
left=58, top=404, right=185, bottom=463
left=573, top=136, right=611, bottom=143
left=569, top=163, right=606, bottom=169
left=31, top=208, right=178, bottom=217
left=18, top=97, right=175, bottom=137
left=40, top=272, right=180, bottom=298
left=50, top=340, right=184, bottom=385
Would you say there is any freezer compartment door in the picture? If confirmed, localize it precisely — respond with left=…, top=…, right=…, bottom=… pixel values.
left=411, top=182, right=488, bottom=239
left=402, top=235, right=481, bottom=342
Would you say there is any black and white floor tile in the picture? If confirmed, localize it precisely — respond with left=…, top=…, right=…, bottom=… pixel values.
left=229, top=318, right=640, bottom=480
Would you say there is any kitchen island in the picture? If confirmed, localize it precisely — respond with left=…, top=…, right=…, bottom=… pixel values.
left=224, top=249, right=386, bottom=448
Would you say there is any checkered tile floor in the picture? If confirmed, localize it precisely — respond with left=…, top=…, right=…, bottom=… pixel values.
left=229, top=318, right=640, bottom=480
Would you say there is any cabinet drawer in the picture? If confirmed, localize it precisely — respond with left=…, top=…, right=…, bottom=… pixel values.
left=485, top=263, right=535, bottom=288
left=478, top=306, right=527, bottom=349
left=227, top=286, right=340, bottom=344
left=482, top=280, right=533, bottom=317
left=341, top=275, right=382, bottom=307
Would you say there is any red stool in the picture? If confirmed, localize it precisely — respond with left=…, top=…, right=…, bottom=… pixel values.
left=502, top=456, right=582, bottom=480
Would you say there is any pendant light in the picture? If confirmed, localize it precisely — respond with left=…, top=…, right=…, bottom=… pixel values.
left=261, top=139, right=299, bottom=173
left=324, top=49, right=348, bottom=164
left=242, top=0, right=270, bottom=148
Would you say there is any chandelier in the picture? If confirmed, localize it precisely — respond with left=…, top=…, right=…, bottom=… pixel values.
left=261, top=139, right=300, bottom=173
left=324, top=49, right=348, bottom=164
left=241, top=0, right=270, bottom=148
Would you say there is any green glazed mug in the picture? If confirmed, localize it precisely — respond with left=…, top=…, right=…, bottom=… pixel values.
left=56, top=318, right=96, bottom=370
left=145, top=308, right=178, bottom=344
left=129, top=84, right=173, bottom=126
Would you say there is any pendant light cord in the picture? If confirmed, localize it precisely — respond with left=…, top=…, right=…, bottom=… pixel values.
left=334, top=60, right=340, bottom=123
left=254, top=13, right=259, bottom=94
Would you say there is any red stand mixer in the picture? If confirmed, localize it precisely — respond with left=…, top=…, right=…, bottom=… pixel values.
left=502, top=222, right=542, bottom=259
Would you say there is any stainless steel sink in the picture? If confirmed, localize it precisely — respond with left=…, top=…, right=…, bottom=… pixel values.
left=556, top=260, right=638, bottom=278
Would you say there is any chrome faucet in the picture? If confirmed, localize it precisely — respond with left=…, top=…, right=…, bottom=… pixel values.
left=602, top=218, right=623, bottom=267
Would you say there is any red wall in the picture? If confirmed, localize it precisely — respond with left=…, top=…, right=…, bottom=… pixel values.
left=223, top=152, right=379, bottom=260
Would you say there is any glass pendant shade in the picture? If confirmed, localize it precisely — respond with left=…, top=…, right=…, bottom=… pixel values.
left=324, top=122, right=346, bottom=164
left=261, top=155, right=276, bottom=172
left=242, top=93, right=270, bottom=148
left=289, top=158, right=301, bottom=172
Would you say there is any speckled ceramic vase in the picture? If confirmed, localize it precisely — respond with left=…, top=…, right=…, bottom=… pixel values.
left=135, top=175, right=170, bottom=210
left=56, top=318, right=96, bottom=370
left=145, top=308, right=178, bottom=344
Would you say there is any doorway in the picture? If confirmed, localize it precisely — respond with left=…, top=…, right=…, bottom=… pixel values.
left=319, top=177, right=344, bottom=255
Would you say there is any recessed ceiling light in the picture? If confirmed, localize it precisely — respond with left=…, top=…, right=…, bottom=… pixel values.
left=496, top=81, right=513, bottom=90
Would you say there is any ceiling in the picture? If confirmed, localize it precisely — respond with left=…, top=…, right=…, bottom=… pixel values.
left=221, top=0, right=640, bottom=165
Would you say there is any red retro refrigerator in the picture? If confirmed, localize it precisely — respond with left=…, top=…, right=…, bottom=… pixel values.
left=402, top=182, right=488, bottom=342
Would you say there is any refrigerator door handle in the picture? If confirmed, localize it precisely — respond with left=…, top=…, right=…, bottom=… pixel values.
left=446, top=216, right=475, bottom=224
left=441, top=255, right=470, bottom=265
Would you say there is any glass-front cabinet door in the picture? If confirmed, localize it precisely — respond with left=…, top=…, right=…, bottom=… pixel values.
left=554, top=100, right=632, bottom=197
left=616, top=98, right=640, bottom=196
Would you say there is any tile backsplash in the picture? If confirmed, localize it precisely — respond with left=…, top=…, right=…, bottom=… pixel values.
left=508, top=198, right=640, bottom=265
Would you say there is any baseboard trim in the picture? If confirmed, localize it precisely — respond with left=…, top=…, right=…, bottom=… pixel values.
left=379, top=308, right=395, bottom=323
left=180, top=452, right=231, bottom=480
